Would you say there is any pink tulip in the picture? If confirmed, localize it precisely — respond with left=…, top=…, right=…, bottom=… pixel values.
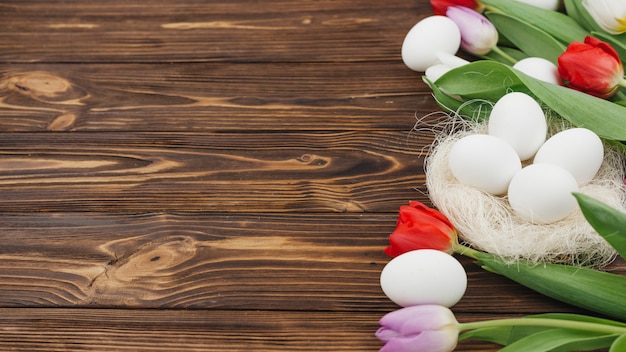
left=446, top=6, right=498, bottom=56
left=376, top=305, right=459, bottom=352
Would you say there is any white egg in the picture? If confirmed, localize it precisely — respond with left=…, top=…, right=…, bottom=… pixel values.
left=533, top=128, right=604, bottom=186
left=401, top=16, right=461, bottom=72
left=515, top=0, right=560, bottom=11
left=513, top=57, right=563, bottom=85
left=488, top=92, right=547, bottom=161
left=380, top=249, right=467, bottom=307
left=425, top=52, right=470, bottom=81
left=508, top=164, right=579, bottom=224
left=448, top=134, right=522, bottom=195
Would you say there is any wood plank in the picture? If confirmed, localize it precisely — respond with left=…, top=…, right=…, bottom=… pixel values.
left=0, top=131, right=433, bottom=213
left=0, top=0, right=422, bottom=63
left=2, top=212, right=623, bottom=313
left=0, top=62, right=432, bottom=132
left=0, top=308, right=512, bottom=351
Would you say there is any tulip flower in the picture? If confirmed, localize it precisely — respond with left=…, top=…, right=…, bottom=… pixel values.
left=582, top=0, right=626, bottom=35
left=376, top=305, right=626, bottom=351
left=430, top=0, right=484, bottom=16
left=383, top=201, right=457, bottom=257
left=445, top=6, right=499, bottom=56
left=376, top=305, right=459, bottom=352
left=557, top=36, right=626, bottom=98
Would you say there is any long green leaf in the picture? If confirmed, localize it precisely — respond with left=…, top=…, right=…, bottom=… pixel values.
left=476, top=253, right=626, bottom=321
left=482, top=46, right=528, bottom=65
left=610, top=334, right=626, bottom=352
left=459, top=326, right=547, bottom=345
left=460, top=314, right=626, bottom=349
left=423, top=76, right=492, bottom=120
left=434, top=61, right=528, bottom=101
left=508, top=64, right=626, bottom=141
left=499, top=328, right=615, bottom=352
left=432, top=61, right=626, bottom=141
left=481, top=0, right=589, bottom=44
left=486, top=12, right=566, bottom=63
left=563, top=0, right=604, bottom=33
left=573, top=193, right=626, bottom=261
left=533, top=313, right=626, bottom=328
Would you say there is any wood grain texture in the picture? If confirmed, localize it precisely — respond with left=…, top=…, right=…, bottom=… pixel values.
left=1, top=0, right=624, bottom=351
left=0, top=0, right=418, bottom=64
left=0, top=63, right=431, bottom=132
left=0, top=131, right=429, bottom=213
left=0, top=308, right=517, bottom=351
left=2, top=211, right=622, bottom=316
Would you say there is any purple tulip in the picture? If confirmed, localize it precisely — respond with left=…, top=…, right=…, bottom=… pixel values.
left=446, top=6, right=499, bottom=56
left=376, top=305, right=459, bottom=352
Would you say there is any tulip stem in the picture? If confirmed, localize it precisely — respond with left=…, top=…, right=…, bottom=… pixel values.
left=452, top=242, right=482, bottom=260
left=490, top=45, right=518, bottom=65
left=459, top=317, right=626, bottom=335
left=620, top=77, right=626, bottom=88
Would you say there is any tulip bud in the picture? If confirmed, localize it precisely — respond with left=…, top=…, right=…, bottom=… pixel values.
left=376, top=305, right=459, bottom=352
left=445, top=6, right=498, bottom=56
left=384, top=201, right=457, bottom=257
left=557, top=36, right=625, bottom=99
left=582, top=0, right=626, bottom=35
left=430, top=0, right=485, bottom=16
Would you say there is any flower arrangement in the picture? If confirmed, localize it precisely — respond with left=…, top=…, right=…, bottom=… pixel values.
left=375, top=0, right=626, bottom=351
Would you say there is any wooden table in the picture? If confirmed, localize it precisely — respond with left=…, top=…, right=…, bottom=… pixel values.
left=1, top=1, right=624, bottom=351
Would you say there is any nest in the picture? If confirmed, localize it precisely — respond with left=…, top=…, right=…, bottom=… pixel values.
left=422, top=114, right=626, bottom=268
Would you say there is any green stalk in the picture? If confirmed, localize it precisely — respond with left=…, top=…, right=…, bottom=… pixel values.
left=452, top=243, right=626, bottom=321
left=459, top=318, right=626, bottom=335
left=490, top=45, right=518, bottom=65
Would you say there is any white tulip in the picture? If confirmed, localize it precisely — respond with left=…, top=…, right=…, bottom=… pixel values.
left=582, top=0, right=626, bottom=34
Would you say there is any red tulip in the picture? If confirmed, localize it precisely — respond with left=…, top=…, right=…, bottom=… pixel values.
left=384, top=201, right=457, bottom=257
left=557, top=36, right=626, bottom=99
left=430, top=0, right=484, bottom=16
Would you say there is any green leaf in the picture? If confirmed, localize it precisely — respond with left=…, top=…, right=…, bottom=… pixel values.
left=486, top=12, right=566, bottom=63
left=573, top=193, right=626, bottom=261
left=564, top=0, right=604, bottom=33
left=460, top=314, right=626, bottom=349
left=459, top=325, right=548, bottom=345
left=510, top=65, right=626, bottom=141
left=610, top=334, right=626, bottom=352
left=552, top=335, right=621, bottom=352
left=433, top=61, right=528, bottom=101
left=431, top=61, right=626, bottom=141
left=476, top=253, right=626, bottom=321
left=422, top=76, right=491, bottom=121
left=531, top=313, right=626, bottom=328
left=482, top=46, right=528, bottom=65
left=481, top=0, right=589, bottom=44
left=499, top=328, right=615, bottom=352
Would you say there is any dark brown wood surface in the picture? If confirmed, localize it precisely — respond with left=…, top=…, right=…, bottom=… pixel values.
left=1, top=1, right=624, bottom=351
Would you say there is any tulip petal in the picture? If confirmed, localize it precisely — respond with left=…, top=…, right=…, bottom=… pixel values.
left=384, top=202, right=456, bottom=257
left=377, top=306, right=459, bottom=352
left=446, top=6, right=499, bottom=56
left=380, top=330, right=458, bottom=352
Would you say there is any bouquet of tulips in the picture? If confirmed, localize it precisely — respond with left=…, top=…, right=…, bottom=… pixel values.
left=375, top=0, right=626, bottom=351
